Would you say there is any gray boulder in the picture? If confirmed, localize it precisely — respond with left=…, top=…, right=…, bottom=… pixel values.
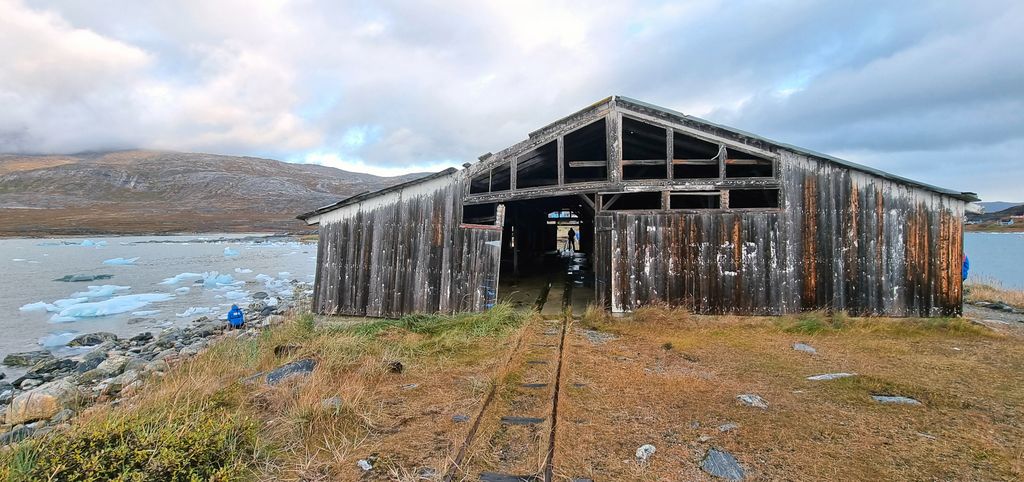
left=6, top=379, right=83, bottom=424
left=68, top=332, right=118, bottom=347
left=266, top=358, right=317, bottom=385
left=736, top=394, right=768, bottom=409
left=701, top=448, right=745, bottom=480
left=3, top=351, right=54, bottom=367
left=0, top=426, right=35, bottom=446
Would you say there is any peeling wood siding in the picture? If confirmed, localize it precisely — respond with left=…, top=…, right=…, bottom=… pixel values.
left=312, top=172, right=500, bottom=317
left=597, top=150, right=965, bottom=316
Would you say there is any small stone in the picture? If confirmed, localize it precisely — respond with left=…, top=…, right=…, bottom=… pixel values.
left=872, top=395, right=921, bottom=405
left=321, top=396, right=343, bottom=412
left=689, top=420, right=700, bottom=429
left=130, top=332, right=154, bottom=343
left=701, top=448, right=746, bottom=480
left=3, top=351, right=54, bottom=367
left=386, top=360, right=404, bottom=373
left=452, top=414, right=470, bottom=423
left=0, top=426, right=34, bottom=446
left=736, top=394, right=768, bottom=409
left=400, top=383, right=419, bottom=390
left=265, top=358, right=317, bottom=385
left=793, top=342, right=817, bottom=354
left=67, top=332, right=118, bottom=347
left=806, top=373, right=856, bottom=381
left=698, top=434, right=712, bottom=443
left=253, top=291, right=269, bottom=300
left=19, top=379, right=43, bottom=390
left=153, top=348, right=178, bottom=361
left=357, top=459, right=373, bottom=471
left=635, top=444, right=656, bottom=464
left=719, top=422, right=738, bottom=432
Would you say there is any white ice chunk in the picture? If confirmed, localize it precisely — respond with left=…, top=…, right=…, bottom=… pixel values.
left=201, top=271, right=242, bottom=288
left=176, top=306, right=214, bottom=317
left=12, top=258, right=26, bottom=262
left=160, top=272, right=204, bottom=285
left=20, top=301, right=56, bottom=312
left=234, top=268, right=253, bottom=274
left=131, top=310, right=161, bottom=316
left=70, top=285, right=131, bottom=299
left=103, top=257, right=139, bottom=265
left=51, top=293, right=175, bottom=322
left=224, top=290, right=248, bottom=300
left=39, top=331, right=78, bottom=347
left=52, top=297, right=89, bottom=310
left=224, top=247, right=239, bottom=257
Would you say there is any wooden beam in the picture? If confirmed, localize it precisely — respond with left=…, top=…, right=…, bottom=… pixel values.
left=577, top=193, right=596, bottom=211
left=567, top=160, right=607, bottom=168
left=672, top=159, right=719, bottom=165
left=620, top=159, right=669, bottom=166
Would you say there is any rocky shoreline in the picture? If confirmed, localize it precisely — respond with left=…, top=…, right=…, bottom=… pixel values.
left=0, top=283, right=312, bottom=447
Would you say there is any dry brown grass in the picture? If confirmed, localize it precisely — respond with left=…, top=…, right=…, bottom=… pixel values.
left=967, top=281, right=1024, bottom=309
left=555, top=307, right=1024, bottom=481
left=5, top=307, right=534, bottom=481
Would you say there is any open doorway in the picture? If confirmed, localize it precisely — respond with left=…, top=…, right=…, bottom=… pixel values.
left=495, top=195, right=595, bottom=312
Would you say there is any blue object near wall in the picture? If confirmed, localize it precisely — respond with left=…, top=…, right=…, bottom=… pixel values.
left=227, top=304, right=245, bottom=328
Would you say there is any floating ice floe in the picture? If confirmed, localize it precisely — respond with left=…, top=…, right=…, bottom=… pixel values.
left=50, top=293, right=175, bottom=322
left=176, top=306, right=214, bottom=317
left=234, top=268, right=253, bottom=274
left=39, top=331, right=78, bottom=347
left=224, top=247, right=240, bottom=257
left=20, top=301, right=56, bottom=312
left=70, top=285, right=131, bottom=299
left=12, top=258, right=26, bottom=262
left=201, top=271, right=242, bottom=288
left=160, top=272, right=204, bottom=285
left=103, top=257, right=139, bottom=265
left=131, top=310, right=161, bottom=316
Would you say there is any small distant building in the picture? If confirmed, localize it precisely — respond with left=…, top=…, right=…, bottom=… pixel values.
left=299, top=96, right=978, bottom=318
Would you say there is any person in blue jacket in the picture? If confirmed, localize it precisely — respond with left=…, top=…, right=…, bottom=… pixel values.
left=962, top=254, right=970, bottom=282
left=227, top=304, right=244, bottom=329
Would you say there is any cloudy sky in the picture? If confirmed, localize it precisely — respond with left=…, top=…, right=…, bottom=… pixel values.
left=1, top=0, right=1021, bottom=200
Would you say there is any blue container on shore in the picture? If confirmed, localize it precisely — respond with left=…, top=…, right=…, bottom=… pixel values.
left=227, top=304, right=244, bottom=328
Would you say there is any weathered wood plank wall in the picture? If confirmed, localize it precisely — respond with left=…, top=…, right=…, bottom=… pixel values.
left=597, top=151, right=964, bottom=316
left=311, top=174, right=501, bottom=317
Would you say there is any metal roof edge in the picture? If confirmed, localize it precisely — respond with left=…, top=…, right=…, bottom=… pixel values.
left=296, top=167, right=459, bottom=222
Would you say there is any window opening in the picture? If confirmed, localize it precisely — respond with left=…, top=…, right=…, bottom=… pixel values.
left=729, top=188, right=780, bottom=208
left=602, top=191, right=662, bottom=211
left=462, top=203, right=498, bottom=224
left=725, top=148, right=773, bottom=178
left=516, top=141, right=558, bottom=189
left=563, top=118, right=608, bottom=183
left=670, top=191, right=721, bottom=209
left=622, top=117, right=667, bottom=180
left=469, top=170, right=490, bottom=194
left=492, top=162, right=511, bottom=191
left=673, top=132, right=721, bottom=179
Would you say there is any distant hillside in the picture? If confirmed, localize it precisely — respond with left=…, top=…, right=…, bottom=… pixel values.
left=978, top=201, right=1023, bottom=213
left=0, top=150, right=427, bottom=236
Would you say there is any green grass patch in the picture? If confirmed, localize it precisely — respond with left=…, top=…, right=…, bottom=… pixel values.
left=777, top=312, right=993, bottom=338
left=343, top=302, right=528, bottom=345
left=2, top=409, right=263, bottom=482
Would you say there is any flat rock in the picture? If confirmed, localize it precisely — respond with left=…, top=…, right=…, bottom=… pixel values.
left=68, top=332, right=118, bottom=347
left=872, top=395, right=922, bottom=405
left=635, top=443, right=656, bottom=463
left=452, top=414, right=470, bottom=423
left=793, top=342, right=817, bottom=354
left=3, top=351, right=54, bottom=367
left=701, top=448, right=745, bottom=480
left=736, top=394, right=768, bottom=409
left=719, top=422, right=738, bottom=432
left=265, top=358, right=317, bottom=385
left=807, top=372, right=856, bottom=381
left=6, top=379, right=83, bottom=425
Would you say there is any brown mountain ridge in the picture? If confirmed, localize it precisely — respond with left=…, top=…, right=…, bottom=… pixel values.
left=0, top=150, right=427, bottom=236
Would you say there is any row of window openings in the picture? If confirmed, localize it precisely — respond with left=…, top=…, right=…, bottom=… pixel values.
left=469, top=117, right=774, bottom=194
left=601, top=189, right=780, bottom=211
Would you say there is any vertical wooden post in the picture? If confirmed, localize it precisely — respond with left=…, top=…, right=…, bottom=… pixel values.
left=557, top=136, right=565, bottom=185
left=666, top=128, right=674, bottom=181
left=606, top=109, right=621, bottom=183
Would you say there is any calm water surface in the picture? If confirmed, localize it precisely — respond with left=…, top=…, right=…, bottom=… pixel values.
left=964, top=232, right=1024, bottom=289
left=0, top=234, right=315, bottom=373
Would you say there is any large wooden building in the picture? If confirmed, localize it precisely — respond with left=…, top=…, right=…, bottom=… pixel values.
left=298, top=96, right=977, bottom=317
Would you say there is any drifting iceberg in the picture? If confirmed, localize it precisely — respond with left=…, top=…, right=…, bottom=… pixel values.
left=39, top=331, right=78, bottom=347
left=103, top=257, right=139, bottom=265
left=50, top=293, right=175, bottom=322
left=224, top=290, right=249, bottom=300
left=20, top=301, right=56, bottom=312
left=201, top=271, right=242, bottom=288
left=224, top=247, right=240, bottom=257
left=70, top=285, right=131, bottom=299
left=160, top=272, right=204, bottom=285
